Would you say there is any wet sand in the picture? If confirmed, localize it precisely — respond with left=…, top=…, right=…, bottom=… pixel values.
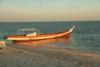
left=0, top=45, right=100, bottom=67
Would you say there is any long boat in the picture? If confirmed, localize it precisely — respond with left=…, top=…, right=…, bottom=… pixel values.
left=4, top=25, right=75, bottom=43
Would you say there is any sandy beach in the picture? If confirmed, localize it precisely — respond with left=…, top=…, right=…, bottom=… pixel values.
left=0, top=44, right=100, bottom=67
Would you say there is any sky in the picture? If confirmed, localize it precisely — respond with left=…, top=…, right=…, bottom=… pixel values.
left=0, top=0, right=100, bottom=21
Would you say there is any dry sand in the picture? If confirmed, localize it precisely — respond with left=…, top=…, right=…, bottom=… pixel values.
left=0, top=45, right=100, bottom=67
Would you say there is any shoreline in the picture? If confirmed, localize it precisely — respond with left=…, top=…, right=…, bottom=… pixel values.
left=0, top=45, right=100, bottom=67
left=0, top=45, right=100, bottom=60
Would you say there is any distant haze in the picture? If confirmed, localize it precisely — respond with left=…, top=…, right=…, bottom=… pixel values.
left=0, top=0, right=100, bottom=22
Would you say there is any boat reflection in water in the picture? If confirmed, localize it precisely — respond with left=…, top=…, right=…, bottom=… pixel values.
left=13, top=37, right=70, bottom=47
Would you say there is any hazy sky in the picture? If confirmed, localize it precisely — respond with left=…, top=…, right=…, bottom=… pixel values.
left=0, top=0, right=100, bottom=21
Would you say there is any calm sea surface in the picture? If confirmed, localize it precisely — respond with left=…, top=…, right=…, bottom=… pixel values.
left=0, top=21, right=100, bottom=53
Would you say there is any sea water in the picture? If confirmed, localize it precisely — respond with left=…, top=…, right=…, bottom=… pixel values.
left=0, top=21, right=100, bottom=53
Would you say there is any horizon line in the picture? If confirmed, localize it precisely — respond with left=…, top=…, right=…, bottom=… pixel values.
left=0, top=20, right=100, bottom=23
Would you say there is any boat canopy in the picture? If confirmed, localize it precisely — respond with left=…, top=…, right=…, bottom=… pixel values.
left=17, top=28, right=40, bottom=35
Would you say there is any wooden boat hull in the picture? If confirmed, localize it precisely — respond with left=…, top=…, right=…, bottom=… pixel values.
left=4, top=26, right=75, bottom=43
